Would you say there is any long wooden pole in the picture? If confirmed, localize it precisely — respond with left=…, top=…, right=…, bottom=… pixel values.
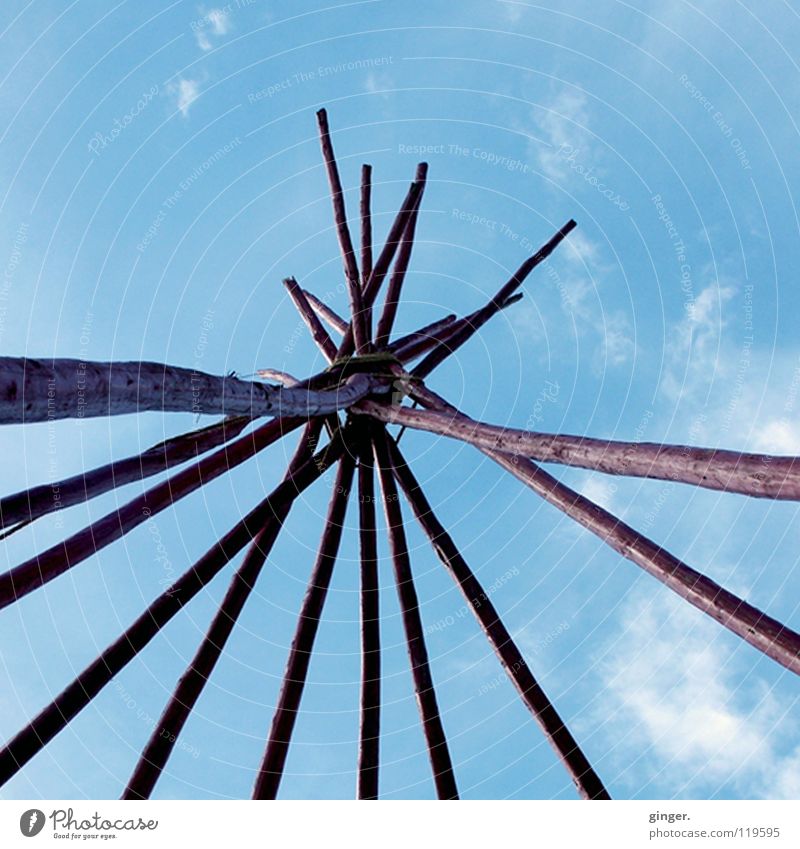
left=353, top=401, right=800, bottom=501
left=283, top=277, right=338, bottom=363
left=372, top=428, right=459, bottom=800
left=0, top=416, right=304, bottom=609
left=406, top=384, right=800, bottom=677
left=337, top=180, right=424, bottom=358
left=0, top=430, right=342, bottom=786
left=384, top=436, right=610, bottom=800
left=0, top=415, right=250, bottom=529
left=252, top=452, right=357, bottom=799
left=0, top=358, right=378, bottom=424
left=360, top=164, right=373, bottom=286
left=356, top=422, right=381, bottom=799
left=316, top=109, right=367, bottom=352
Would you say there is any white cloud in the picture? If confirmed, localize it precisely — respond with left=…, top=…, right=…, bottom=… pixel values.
left=593, top=589, right=800, bottom=798
left=534, top=89, right=590, bottom=180
left=752, top=419, right=800, bottom=455
left=172, top=78, right=200, bottom=117
left=194, top=7, right=231, bottom=51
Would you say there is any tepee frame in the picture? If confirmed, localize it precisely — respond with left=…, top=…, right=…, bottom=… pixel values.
left=1, top=109, right=798, bottom=800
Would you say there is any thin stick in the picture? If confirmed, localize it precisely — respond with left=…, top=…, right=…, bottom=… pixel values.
left=304, top=290, right=349, bottom=336
left=252, top=452, right=357, bottom=799
left=353, top=402, right=800, bottom=501
left=122, top=421, right=324, bottom=800
left=385, top=436, right=610, bottom=800
left=413, top=221, right=576, bottom=379
left=372, top=427, right=459, bottom=799
left=408, top=384, right=800, bottom=677
left=283, top=277, right=338, bottom=363
left=0, top=416, right=250, bottom=529
left=374, top=163, right=428, bottom=347
left=0, top=429, right=343, bottom=787
left=316, top=109, right=367, bottom=352
left=392, top=295, right=522, bottom=365
left=361, top=164, right=373, bottom=286
left=356, top=422, right=381, bottom=799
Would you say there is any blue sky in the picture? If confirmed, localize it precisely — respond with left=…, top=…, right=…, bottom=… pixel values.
left=1, top=0, right=800, bottom=800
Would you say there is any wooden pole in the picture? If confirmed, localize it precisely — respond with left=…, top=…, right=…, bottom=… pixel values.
left=0, top=429, right=343, bottom=787
left=0, top=416, right=250, bottom=530
left=122, top=421, right=324, bottom=799
left=0, top=357, right=378, bottom=424
left=372, top=428, right=459, bottom=800
left=413, top=221, right=575, bottom=378
left=361, top=164, right=373, bottom=286
left=353, top=401, right=800, bottom=501
left=384, top=436, right=610, bottom=800
left=407, top=384, right=800, bottom=677
left=356, top=422, right=381, bottom=799
left=283, top=277, right=338, bottom=363
left=252, top=452, right=357, bottom=799
left=316, top=109, right=367, bottom=352
left=374, top=163, right=428, bottom=347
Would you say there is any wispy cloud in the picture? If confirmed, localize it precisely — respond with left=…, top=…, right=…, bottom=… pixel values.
left=194, top=7, right=232, bottom=51
left=171, top=78, right=200, bottom=117
left=593, top=589, right=800, bottom=798
left=534, top=88, right=590, bottom=180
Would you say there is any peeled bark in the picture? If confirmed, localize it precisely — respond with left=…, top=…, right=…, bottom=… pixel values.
left=353, top=401, right=800, bottom=501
